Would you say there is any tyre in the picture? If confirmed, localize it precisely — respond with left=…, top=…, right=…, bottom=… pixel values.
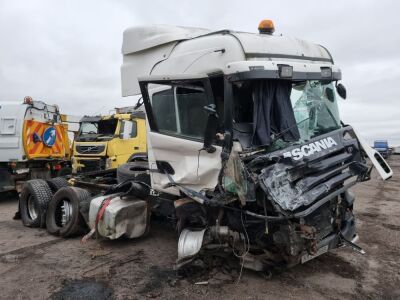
left=46, top=177, right=70, bottom=193
left=116, top=161, right=150, bottom=185
left=20, top=179, right=53, bottom=228
left=46, top=187, right=91, bottom=237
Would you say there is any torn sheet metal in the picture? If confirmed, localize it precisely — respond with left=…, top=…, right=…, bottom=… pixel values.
left=261, top=162, right=352, bottom=211
left=258, top=130, right=363, bottom=211
left=223, top=142, right=255, bottom=204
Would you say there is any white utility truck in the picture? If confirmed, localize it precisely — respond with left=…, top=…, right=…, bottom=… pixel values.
left=96, top=20, right=393, bottom=272
left=0, top=97, right=71, bottom=194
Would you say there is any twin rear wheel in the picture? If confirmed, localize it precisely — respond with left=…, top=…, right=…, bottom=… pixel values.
left=45, top=186, right=91, bottom=237
left=19, top=178, right=91, bottom=237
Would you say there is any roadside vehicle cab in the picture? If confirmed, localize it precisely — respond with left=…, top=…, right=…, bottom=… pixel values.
left=0, top=97, right=71, bottom=193
left=374, top=140, right=389, bottom=158
left=72, top=108, right=147, bottom=173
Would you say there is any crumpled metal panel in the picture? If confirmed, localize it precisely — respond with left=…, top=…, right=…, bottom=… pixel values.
left=258, top=129, right=365, bottom=211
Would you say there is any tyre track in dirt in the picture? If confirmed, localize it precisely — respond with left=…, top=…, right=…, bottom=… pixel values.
left=351, top=161, right=400, bottom=299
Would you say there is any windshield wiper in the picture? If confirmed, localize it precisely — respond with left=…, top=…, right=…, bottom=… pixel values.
left=270, top=117, right=310, bottom=143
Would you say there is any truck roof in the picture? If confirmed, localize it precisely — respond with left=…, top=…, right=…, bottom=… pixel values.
left=121, top=24, right=334, bottom=96
left=122, top=25, right=332, bottom=62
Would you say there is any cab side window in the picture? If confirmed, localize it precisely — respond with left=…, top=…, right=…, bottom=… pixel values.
left=120, top=120, right=137, bottom=139
left=151, top=88, right=177, bottom=133
left=151, top=83, right=209, bottom=140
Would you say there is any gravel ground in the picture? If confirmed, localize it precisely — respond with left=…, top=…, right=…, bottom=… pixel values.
left=0, top=157, right=399, bottom=300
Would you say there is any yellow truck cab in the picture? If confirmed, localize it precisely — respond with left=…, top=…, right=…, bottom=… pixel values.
left=72, top=107, right=147, bottom=173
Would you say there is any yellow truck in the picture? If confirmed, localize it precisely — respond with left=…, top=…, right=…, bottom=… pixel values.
left=72, top=107, right=147, bottom=173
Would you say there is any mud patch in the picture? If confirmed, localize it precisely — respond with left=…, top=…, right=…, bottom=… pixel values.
left=298, top=253, right=362, bottom=280
left=50, top=279, right=113, bottom=300
left=139, top=265, right=177, bottom=295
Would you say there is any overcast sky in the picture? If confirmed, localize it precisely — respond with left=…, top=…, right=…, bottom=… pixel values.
left=0, top=0, right=399, bottom=145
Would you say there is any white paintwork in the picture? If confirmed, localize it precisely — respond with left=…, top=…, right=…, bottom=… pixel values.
left=353, top=129, right=393, bottom=180
left=230, top=31, right=331, bottom=62
left=120, top=25, right=337, bottom=194
left=122, top=25, right=210, bottom=54
left=122, top=43, right=177, bottom=97
left=0, top=101, right=62, bottom=162
left=224, top=60, right=340, bottom=75
left=148, top=131, right=222, bottom=194
left=0, top=102, right=28, bottom=161
left=89, top=194, right=148, bottom=239
left=121, top=25, right=332, bottom=96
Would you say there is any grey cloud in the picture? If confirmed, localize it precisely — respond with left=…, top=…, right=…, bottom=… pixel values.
left=0, top=0, right=399, bottom=145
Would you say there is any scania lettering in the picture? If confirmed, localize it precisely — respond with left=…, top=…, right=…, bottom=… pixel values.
left=283, top=137, right=338, bottom=160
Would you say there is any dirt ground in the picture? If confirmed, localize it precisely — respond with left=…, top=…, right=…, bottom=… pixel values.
left=0, top=157, right=399, bottom=300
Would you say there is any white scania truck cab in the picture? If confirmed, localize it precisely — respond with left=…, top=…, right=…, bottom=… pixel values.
left=118, top=21, right=392, bottom=270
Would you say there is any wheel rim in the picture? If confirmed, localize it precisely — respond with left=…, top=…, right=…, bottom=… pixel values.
left=61, top=200, right=72, bottom=226
left=27, top=195, right=38, bottom=220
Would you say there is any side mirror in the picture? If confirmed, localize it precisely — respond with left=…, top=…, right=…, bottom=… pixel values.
left=202, top=104, right=219, bottom=153
left=336, top=83, right=347, bottom=99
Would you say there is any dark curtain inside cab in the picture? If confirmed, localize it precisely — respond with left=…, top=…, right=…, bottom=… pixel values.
left=252, top=80, right=300, bottom=146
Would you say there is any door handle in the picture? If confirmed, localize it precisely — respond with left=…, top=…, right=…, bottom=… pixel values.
left=134, top=146, right=139, bottom=150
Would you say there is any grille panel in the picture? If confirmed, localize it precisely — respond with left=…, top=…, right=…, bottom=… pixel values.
left=75, top=144, right=105, bottom=154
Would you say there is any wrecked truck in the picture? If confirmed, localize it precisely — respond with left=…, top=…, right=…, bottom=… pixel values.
left=106, top=21, right=394, bottom=271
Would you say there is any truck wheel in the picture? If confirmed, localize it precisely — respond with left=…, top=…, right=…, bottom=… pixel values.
left=46, top=177, right=70, bottom=193
left=20, top=179, right=53, bottom=228
left=117, top=161, right=150, bottom=184
left=46, top=187, right=91, bottom=237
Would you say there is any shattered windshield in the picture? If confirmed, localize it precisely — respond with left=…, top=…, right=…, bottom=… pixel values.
left=79, top=122, right=99, bottom=135
left=291, top=81, right=341, bottom=142
left=232, top=79, right=341, bottom=149
left=76, top=119, right=118, bottom=141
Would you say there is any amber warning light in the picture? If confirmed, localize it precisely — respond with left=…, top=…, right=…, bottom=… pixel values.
left=258, top=19, right=275, bottom=34
left=23, top=96, right=33, bottom=104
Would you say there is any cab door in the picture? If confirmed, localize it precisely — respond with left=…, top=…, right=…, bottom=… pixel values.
left=139, top=75, right=222, bottom=195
